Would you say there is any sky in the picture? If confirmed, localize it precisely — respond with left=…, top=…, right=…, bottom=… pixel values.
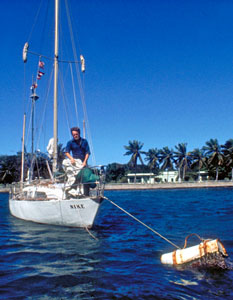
left=1, top=0, right=233, bottom=166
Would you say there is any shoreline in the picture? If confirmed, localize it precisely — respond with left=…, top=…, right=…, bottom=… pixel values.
left=104, top=181, right=233, bottom=190
left=1, top=181, right=233, bottom=193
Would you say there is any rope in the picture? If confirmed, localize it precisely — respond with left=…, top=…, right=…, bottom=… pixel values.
left=85, top=227, right=98, bottom=240
left=183, top=233, right=204, bottom=249
left=104, top=196, right=180, bottom=249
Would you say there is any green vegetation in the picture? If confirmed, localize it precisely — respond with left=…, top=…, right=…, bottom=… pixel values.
left=1, top=138, right=233, bottom=184
left=108, top=138, right=233, bottom=183
left=0, top=144, right=65, bottom=184
left=173, top=143, right=191, bottom=182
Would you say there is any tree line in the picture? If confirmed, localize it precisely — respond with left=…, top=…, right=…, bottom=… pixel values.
left=0, top=144, right=65, bottom=185
left=1, top=138, right=233, bottom=184
left=114, top=138, right=233, bottom=183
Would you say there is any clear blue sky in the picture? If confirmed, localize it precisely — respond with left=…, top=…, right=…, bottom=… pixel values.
left=1, top=0, right=233, bottom=166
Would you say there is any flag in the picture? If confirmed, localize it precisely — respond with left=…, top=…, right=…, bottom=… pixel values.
left=39, top=61, right=45, bottom=69
left=30, top=82, right=38, bottom=89
left=37, top=71, right=45, bottom=79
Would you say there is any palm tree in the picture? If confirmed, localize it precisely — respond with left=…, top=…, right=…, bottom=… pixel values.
left=144, top=148, right=159, bottom=173
left=124, top=140, right=144, bottom=182
left=190, top=148, right=207, bottom=182
left=159, top=146, right=174, bottom=171
left=173, top=143, right=191, bottom=182
left=124, top=140, right=144, bottom=167
left=222, top=139, right=233, bottom=181
left=202, top=138, right=224, bottom=181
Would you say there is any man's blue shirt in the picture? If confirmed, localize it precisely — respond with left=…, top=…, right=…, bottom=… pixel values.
left=65, top=138, right=90, bottom=161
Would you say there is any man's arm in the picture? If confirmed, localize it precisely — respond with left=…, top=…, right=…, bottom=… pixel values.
left=82, top=153, right=89, bottom=167
left=65, top=152, right=75, bottom=165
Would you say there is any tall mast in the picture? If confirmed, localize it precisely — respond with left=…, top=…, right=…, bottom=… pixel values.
left=28, top=86, right=39, bottom=182
left=53, top=0, right=59, bottom=172
left=30, top=86, right=39, bottom=156
left=20, top=114, right=26, bottom=188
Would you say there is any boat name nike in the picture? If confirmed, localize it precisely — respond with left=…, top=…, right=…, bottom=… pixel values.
left=70, top=204, right=85, bottom=209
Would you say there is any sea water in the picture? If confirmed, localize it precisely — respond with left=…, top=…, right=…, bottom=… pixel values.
left=0, top=188, right=233, bottom=299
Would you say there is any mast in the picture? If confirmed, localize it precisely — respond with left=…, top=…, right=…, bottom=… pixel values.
left=20, top=114, right=26, bottom=188
left=29, top=86, right=39, bottom=182
left=53, top=0, right=59, bottom=172
left=30, top=87, right=39, bottom=155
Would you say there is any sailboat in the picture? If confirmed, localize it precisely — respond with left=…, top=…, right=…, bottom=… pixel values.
left=9, top=0, right=105, bottom=228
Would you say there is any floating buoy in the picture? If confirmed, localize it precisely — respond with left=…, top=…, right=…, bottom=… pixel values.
left=103, top=197, right=229, bottom=268
left=161, top=238, right=228, bottom=265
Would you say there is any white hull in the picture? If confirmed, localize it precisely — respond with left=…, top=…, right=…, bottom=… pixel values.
left=9, top=184, right=104, bottom=228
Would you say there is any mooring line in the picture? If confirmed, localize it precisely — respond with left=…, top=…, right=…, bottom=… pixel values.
left=85, top=227, right=98, bottom=240
left=104, top=196, right=180, bottom=249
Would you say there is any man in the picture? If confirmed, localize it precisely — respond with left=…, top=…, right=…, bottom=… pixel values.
left=63, top=127, right=91, bottom=196
left=65, top=127, right=90, bottom=167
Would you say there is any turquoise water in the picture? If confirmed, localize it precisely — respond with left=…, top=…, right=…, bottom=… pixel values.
left=0, top=188, right=233, bottom=299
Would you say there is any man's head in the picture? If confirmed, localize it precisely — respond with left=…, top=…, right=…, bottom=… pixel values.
left=71, top=127, right=80, bottom=140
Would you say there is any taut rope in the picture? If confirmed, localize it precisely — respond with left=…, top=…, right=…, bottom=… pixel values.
left=104, top=196, right=180, bottom=249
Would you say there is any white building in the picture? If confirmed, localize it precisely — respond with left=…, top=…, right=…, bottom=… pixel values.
left=198, top=170, right=209, bottom=181
left=156, top=170, right=178, bottom=183
left=126, top=170, right=209, bottom=184
left=126, top=173, right=155, bottom=184
left=126, top=171, right=179, bottom=184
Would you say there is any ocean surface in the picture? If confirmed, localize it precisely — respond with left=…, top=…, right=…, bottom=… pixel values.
left=0, top=188, right=233, bottom=299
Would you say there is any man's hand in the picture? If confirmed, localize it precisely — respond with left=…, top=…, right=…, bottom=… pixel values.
left=70, top=157, right=76, bottom=165
left=82, top=161, right=87, bottom=167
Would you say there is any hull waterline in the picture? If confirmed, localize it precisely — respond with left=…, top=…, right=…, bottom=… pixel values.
left=9, top=196, right=104, bottom=228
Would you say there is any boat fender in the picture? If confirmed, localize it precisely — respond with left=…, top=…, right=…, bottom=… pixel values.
left=23, top=42, right=29, bottom=63
left=80, top=55, right=85, bottom=72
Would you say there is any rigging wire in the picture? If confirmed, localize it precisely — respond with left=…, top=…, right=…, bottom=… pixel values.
left=27, top=0, right=44, bottom=42
left=24, top=0, right=97, bottom=169
left=36, top=67, right=54, bottom=151
left=69, top=63, right=80, bottom=126
left=59, top=71, right=72, bottom=132
left=64, top=0, right=96, bottom=166
left=39, top=0, right=51, bottom=56
left=75, top=59, right=96, bottom=166
left=64, top=0, right=83, bottom=55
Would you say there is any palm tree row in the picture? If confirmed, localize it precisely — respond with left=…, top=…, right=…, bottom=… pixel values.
left=124, top=138, right=233, bottom=181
